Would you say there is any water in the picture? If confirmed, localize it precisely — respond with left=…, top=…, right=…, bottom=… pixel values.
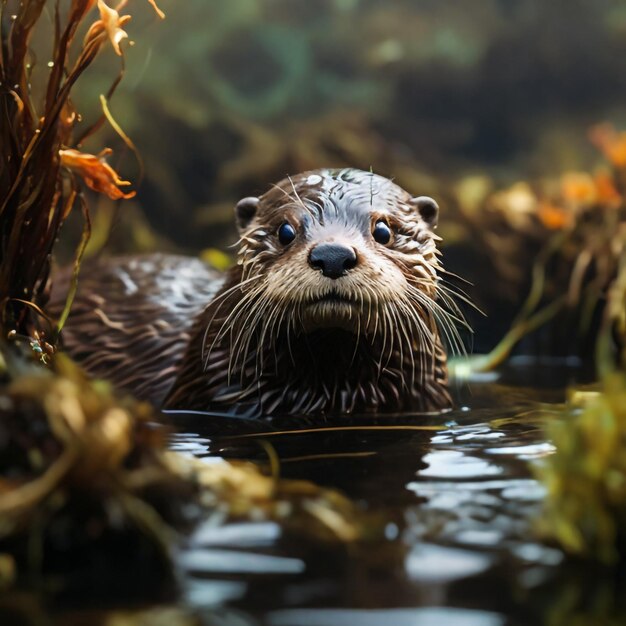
left=6, top=362, right=623, bottom=625
left=160, top=362, right=617, bottom=626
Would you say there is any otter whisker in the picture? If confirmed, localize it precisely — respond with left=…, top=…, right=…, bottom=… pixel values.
left=231, top=291, right=274, bottom=383
left=410, top=298, right=458, bottom=358
left=400, top=296, right=435, bottom=384
left=287, top=176, right=311, bottom=215
left=406, top=281, right=466, bottom=329
left=241, top=298, right=275, bottom=384
left=263, top=297, right=289, bottom=376
left=254, top=292, right=289, bottom=379
left=397, top=299, right=420, bottom=391
left=388, top=305, right=408, bottom=391
left=382, top=305, right=397, bottom=372
left=285, top=304, right=297, bottom=367
left=252, top=298, right=272, bottom=378
left=395, top=299, right=420, bottom=391
left=408, top=287, right=466, bottom=357
left=214, top=285, right=267, bottom=379
left=437, top=279, right=478, bottom=311
left=348, top=307, right=362, bottom=369
left=200, top=275, right=264, bottom=365
left=213, top=285, right=262, bottom=356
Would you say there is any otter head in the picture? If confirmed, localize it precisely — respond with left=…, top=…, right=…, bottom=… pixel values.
left=232, top=168, right=446, bottom=339
left=170, top=168, right=459, bottom=415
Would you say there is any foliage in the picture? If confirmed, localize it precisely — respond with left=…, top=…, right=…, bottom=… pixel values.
left=451, top=125, right=626, bottom=374
left=0, top=354, right=192, bottom=547
left=0, top=355, right=374, bottom=596
left=537, top=374, right=626, bottom=564
left=0, top=0, right=162, bottom=344
left=535, top=255, right=626, bottom=564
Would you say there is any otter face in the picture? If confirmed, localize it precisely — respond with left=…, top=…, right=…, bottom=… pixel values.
left=232, top=169, right=448, bottom=342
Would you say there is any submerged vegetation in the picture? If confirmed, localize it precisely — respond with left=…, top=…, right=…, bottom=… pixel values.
left=0, top=0, right=185, bottom=592
left=537, top=371, right=626, bottom=564
left=458, top=123, right=626, bottom=565
left=0, top=355, right=373, bottom=593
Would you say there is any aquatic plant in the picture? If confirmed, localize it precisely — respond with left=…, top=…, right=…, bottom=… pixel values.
left=536, top=375, right=626, bottom=564
left=0, top=355, right=195, bottom=582
left=451, top=124, right=626, bottom=374
left=0, top=355, right=370, bottom=594
left=0, top=0, right=163, bottom=348
left=535, top=252, right=626, bottom=565
left=447, top=124, right=626, bottom=564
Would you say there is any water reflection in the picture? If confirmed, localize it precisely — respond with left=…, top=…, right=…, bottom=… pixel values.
left=405, top=544, right=493, bottom=583
left=416, top=449, right=503, bottom=478
left=166, top=379, right=573, bottom=622
left=147, top=371, right=624, bottom=625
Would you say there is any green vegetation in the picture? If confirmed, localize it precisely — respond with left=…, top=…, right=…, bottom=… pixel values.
left=536, top=254, right=626, bottom=564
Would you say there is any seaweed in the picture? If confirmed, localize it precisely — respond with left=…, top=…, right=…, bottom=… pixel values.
left=0, top=0, right=162, bottom=348
left=534, top=251, right=626, bottom=565
left=0, top=355, right=196, bottom=594
left=0, top=355, right=373, bottom=598
left=451, top=125, right=626, bottom=375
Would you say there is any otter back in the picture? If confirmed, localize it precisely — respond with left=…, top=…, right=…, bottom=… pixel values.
left=50, top=254, right=222, bottom=405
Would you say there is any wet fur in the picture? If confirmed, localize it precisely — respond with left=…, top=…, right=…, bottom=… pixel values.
left=164, top=169, right=462, bottom=416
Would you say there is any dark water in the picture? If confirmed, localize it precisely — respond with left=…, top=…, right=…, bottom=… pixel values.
left=157, top=360, right=622, bottom=626
left=5, top=360, right=623, bottom=625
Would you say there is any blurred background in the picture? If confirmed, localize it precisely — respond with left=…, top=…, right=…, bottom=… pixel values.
left=66, top=0, right=626, bottom=357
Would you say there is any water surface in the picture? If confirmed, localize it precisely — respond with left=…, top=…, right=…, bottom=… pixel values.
left=165, top=361, right=610, bottom=625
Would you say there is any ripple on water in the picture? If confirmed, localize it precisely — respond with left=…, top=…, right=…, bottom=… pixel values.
left=417, top=450, right=503, bottom=479
left=485, top=442, right=556, bottom=459
left=405, top=544, right=493, bottom=583
left=180, top=549, right=306, bottom=575
left=169, top=432, right=212, bottom=456
left=190, top=521, right=282, bottom=548
left=183, top=579, right=247, bottom=609
left=171, top=384, right=564, bottom=619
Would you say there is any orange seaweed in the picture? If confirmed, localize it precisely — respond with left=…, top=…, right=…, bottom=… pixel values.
left=60, top=148, right=136, bottom=200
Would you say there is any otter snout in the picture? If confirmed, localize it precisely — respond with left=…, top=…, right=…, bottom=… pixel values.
left=308, top=242, right=357, bottom=279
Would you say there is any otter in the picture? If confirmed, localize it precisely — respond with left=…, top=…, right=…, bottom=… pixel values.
left=53, top=169, right=462, bottom=417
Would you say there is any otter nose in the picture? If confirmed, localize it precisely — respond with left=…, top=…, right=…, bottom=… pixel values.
left=308, top=242, right=357, bottom=279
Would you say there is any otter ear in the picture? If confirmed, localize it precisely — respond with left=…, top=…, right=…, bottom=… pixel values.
left=410, top=196, right=439, bottom=229
left=235, top=196, right=260, bottom=231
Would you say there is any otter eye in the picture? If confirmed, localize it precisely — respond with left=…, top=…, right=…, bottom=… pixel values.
left=278, top=222, right=296, bottom=245
left=372, top=220, right=391, bottom=245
